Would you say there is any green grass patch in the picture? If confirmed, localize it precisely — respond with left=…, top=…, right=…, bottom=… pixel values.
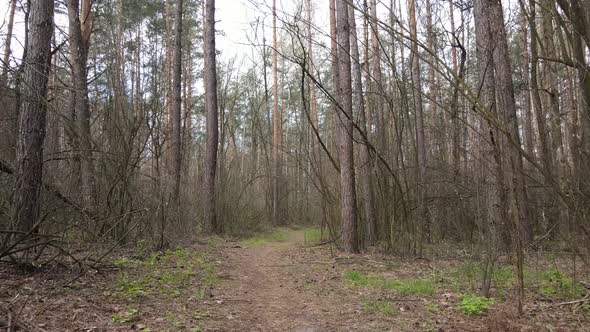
left=459, top=294, right=495, bottom=316
left=241, top=228, right=290, bottom=246
left=362, top=300, right=398, bottom=316
left=343, top=271, right=436, bottom=296
left=444, top=262, right=514, bottom=296
left=303, top=228, right=323, bottom=246
left=444, top=262, right=586, bottom=303
left=113, top=248, right=216, bottom=301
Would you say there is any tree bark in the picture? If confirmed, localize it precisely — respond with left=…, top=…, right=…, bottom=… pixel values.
left=203, top=0, right=220, bottom=233
left=329, top=0, right=340, bottom=156
left=171, top=0, right=183, bottom=203
left=408, top=0, right=428, bottom=254
left=474, top=0, right=527, bottom=310
left=272, top=0, right=282, bottom=225
left=12, top=0, right=54, bottom=233
left=349, top=6, right=377, bottom=246
left=67, top=0, right=97, bottom=214
left=336, top=0, right=359, bottom=253
left=1, top=0, right=17, bottom=85
left=165, top=0, right=174, bottom=174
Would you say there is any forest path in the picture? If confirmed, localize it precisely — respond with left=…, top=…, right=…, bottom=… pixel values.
left=204, top=229, right=333, bottom=331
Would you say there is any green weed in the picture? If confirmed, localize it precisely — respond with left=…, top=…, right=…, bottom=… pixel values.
left=537, top=268, right=585, bottom=300
left=115, top=273, right=150, bottom=299
left=362, top=300, right=397, bottom=316
left=343, top=271, right=436, bottom=296
left=446, top=262, right=514, bottom=295
left=459, top=294, right=495, bottom=315
left=383, top=278, right=436, bottom=296
left=112, top=308, right=140, bottom=323
left=114, top=258, right=139, bottom=268
left=343, top=271, right=369, bottom=286
left=192, top=311, right=210, bottom=320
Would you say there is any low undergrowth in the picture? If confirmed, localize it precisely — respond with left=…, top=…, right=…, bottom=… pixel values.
left=362, top=300, right=398, bottom=316
left=459, top=294, right=495, bottom=315
left=113, top=248, right=217, bottom=302
left=110, top=247, right=218, bottom=328
left=440, top=261, right=585, bottom=301
left=303, top=228, right=323, bottom=246
left=344, top=258, right=588, bottom=320
left=343, top=271, right=436, bottom=296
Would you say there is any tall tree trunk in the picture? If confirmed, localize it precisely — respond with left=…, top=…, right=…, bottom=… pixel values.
left=165, top=0, right=174, bottom=174
left=540, top=0, right=563, bottom=233
left=171, top=0, right=183, bottom=203
left=407, top=0, right=427, bottom=254
left=67, top=0, right=97, bottom=214
left=369, top=0, right=391, bottom=245
left=473, top=0, right=506, bottom=296
left=526, top=0, right=557, bottom=240
left=349, top=5, right=377, bottom=246
left=475, top=0, right=527, bottom=311
left=329, top=0, right=340, bottom=156
left=272, top=0, right=284, bottom=225
left=336, top=0, right=359, bottom=253
left=203, top=0, right=220, bottom=233
left=519, top=4, right=534, bottom=159
left=1, top=0, right=17, bottom=85
left=12, top=0, right=54, bottom=234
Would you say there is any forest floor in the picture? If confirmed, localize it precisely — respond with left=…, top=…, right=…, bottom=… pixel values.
left=1, top=227, right=589, bottom=331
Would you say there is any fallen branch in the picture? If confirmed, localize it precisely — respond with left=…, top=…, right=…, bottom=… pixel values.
left=553, top=296, right=589, bottom=306
left=308, top=237, right=338, bottom=248
left=0, top=305, right=46, bottom=332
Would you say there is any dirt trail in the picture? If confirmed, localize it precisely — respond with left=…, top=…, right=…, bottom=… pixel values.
left=204, top=230, right=336, bottom=331
left=195, top=228, right=590, bottom=332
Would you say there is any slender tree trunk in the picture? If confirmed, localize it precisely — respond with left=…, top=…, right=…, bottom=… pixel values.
left=349, top=6, right=377, bottom=246
left=203, top=0, right=220, bottom=233
left=171, top=0, right=183, bottom=203
left=272, top=0, right=282, bottom=225
left=526, top=0, right=557, bottom=240
left=12, top=0, right=54, bottom=234
left=329, top=0, right=340, bottom=156
left=67, top=0, right=97, bottom=214
left=1, top=0, right=17, bottom=85
left=165, top=0, right=174, bottom=173
left=519, top=5, right=534, bottom=159
left=336, top=0, right=359, bottom=253
left=408, top=0, right=427, bottom=254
